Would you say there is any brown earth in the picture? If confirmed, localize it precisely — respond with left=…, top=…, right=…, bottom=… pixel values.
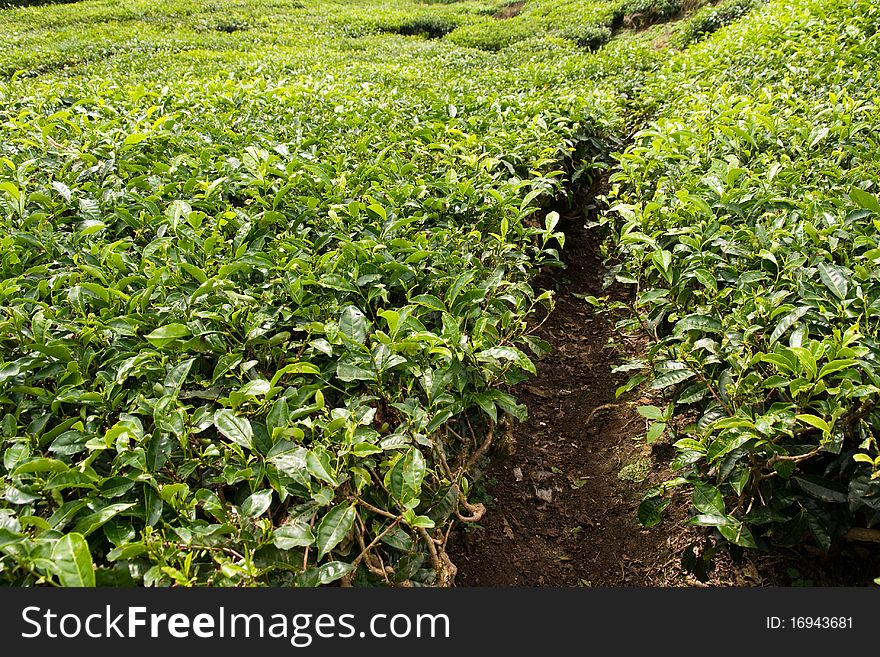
left=493, top=1, right=525, bottom=20
left=447, top=223, right=880, bottom=587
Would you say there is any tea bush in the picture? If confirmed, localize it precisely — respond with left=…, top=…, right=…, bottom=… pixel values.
left=445, top=0, right=645, bottom=51
left=3, top=0, right=871, bottom=587
left=0, top=0, right=626, bottom=586
left=604, top=0, right=880, bottom=564
left=620, top=0, right=680, bottom=21
left=677, top=0, right=762, bottom=45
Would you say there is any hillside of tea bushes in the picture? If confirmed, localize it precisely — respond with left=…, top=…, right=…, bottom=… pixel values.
left=1, top=0, right=878, bottom=586
left=0, top=0, right=631, bottom=587
left=606, top=0, right=880, bottom=567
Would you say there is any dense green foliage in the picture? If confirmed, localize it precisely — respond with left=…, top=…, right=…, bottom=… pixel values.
left=605, top=0, right=880, bottom=564
left=0, top=0, right=627, bottom=586
left=446, top=0, right=626, bottom=51
left=441, top=0, right=689, bottom=52
left=677, top=0, right=762, bottom=45
left=1, top=0, right=876, bottom=586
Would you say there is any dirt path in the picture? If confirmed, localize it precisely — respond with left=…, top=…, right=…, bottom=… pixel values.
left=448, top=224, right=880, bottom=587
left=449, top=224, right=694, bottom=586
left=493, top=1, right=525, bottom=20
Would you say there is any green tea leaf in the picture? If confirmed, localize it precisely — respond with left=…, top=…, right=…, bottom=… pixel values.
left=692, top=482, right=725, bottom=516
left=241, top=490, right=273, bottom=518
left=339, top=306, right=367, bottom=344
left=336, top=360, right=377, bottom=382
left=12, top=458, right=69, bottom=476
left=317, top=560, right=355, bottom=584
left=651, top=369, right=695, bottom=389
left=817, top=359, right=856, bottom=380
left=795, top=414, right=830, bottom=434
left=315, top=504, right=356, bottom=559
left=718, top=522, right=757, bottom=548
left=850, top=187, right=880, bottom=214
left=769, top=306, right=810, bottom=344
left=267, top=398, right=290, bottom=436
left=145, top=323, right=191, bottom=348
left=386, top=447, right=426, bottom=504
left=817, top=262, right=849, bottom=300
left=306, top=449, right=338, bottom=487
left=411, top=294, right=447, bottom=312
left=270, top=362, right=321, bottom=387
left=637, top=496, right=669, bottom=528
left=213, top=410, right=254, bottom=449
left=274, top=522, right=315, bottom=549
left=73, top=503, right=136, bottom=537
left=637, top=405, right=664, bottom=420
left=646, top=422, right=666, bottom=444
left=673, top=314, right=722, bottom=334
left=52, top=533, right=95, bottom=587
left=793, top=476, right=847, bottom=503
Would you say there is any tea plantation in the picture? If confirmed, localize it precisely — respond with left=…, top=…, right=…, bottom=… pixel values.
left=0, top=0, right=878, bottom=586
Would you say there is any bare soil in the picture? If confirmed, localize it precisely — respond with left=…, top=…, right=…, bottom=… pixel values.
left=448, top=224, right=880, bottom=587
left=493, top=1, right=525, bottom=20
